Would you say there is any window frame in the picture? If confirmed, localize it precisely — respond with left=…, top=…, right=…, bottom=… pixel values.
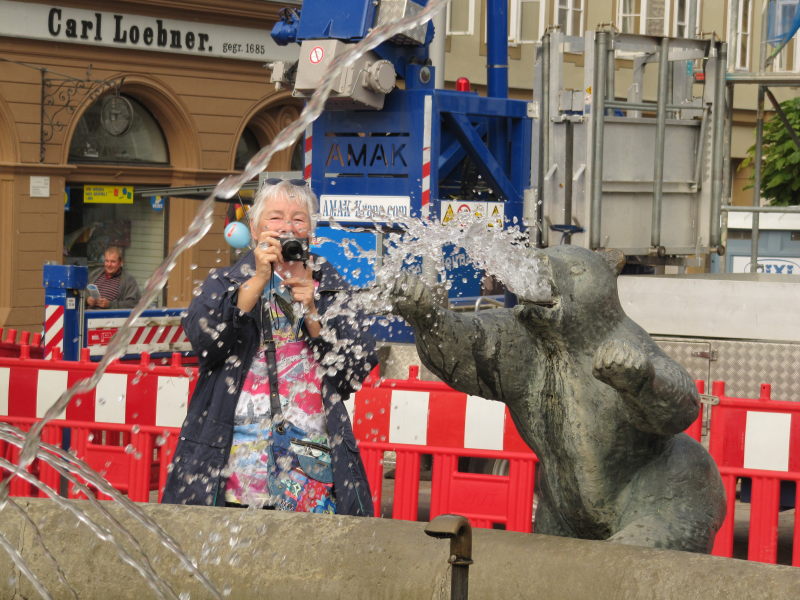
left=730, top=0, right=753, bottom=71
left=556, top=0, right=585, bottom=37
left=509, top=0, right=546, bottom=45
left=770, top=0, right=800, bottom=72
left=446, top=0, right=476, bottom=36
left=673, top=0, right=702, bottom=37
left=617, top=0, right=672, bottom=36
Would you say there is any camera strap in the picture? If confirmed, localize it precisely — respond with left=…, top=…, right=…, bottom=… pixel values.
left=259, top=296, right=285, bottom=433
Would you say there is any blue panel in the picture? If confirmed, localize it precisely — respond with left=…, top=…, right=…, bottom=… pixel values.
left=312, top=226, right=377, bottom=286
left=312, top=89, right=430, bottom=223
left=296, top=0, right=375, bottom=42
left=43, top=264, right=88, bottom=289
left=443, top=244, right=483, bottom=299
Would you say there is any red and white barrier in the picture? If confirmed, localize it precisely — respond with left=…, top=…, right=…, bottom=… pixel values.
left=708, top=381, right=800, bottom=566
left=0, top=349, right=196, bottom=427
left=0, top=328, right=43, bottom=359
left=3, top=353, right=800, bottom=568
left=353, top=366, right=537, bottom=532
left=43, top=304, right=64, bottom=359
left=352, top=366, right=530, bottom=453
left=86, top=315, right=192, bottom=359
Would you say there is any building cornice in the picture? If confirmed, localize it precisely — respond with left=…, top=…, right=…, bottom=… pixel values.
left=17, top=0, right=285, bottom=29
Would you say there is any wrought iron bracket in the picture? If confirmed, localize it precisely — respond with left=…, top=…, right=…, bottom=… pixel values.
left=39, top=65, right=126, bottom=162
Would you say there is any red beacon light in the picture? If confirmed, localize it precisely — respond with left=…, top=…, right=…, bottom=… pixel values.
left=455, top=77, right=471, bottom=92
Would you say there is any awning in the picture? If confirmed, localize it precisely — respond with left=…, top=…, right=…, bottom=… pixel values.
left=134, top=183, right=258, bottom=203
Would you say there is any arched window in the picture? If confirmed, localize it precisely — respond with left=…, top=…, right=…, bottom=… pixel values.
left=234, top=126, right=261, bottom=170
left=68, top=94, right=169, bottom=164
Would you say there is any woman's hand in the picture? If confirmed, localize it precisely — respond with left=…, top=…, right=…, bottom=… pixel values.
left=237, top=229, right=283, bottom=313
left=283, top=265, right=321, bottom=337
left=253, top=229, right=283, bottom=279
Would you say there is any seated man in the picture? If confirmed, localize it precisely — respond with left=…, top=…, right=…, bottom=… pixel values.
left=87, top=246, right=141, bottom=309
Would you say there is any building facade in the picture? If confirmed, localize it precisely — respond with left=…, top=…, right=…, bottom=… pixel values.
left=0, top=0, right=302, bottom=332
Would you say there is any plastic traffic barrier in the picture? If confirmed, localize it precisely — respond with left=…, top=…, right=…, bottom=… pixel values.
left=1, top=416, right=178, bottom=502
left=707, top=381, right=800, bottom=566
left=353, top=366, right=538, bottom=532
left=0, top=329, right=43, bottom=359
left=0, top=348, right=196, bottom=427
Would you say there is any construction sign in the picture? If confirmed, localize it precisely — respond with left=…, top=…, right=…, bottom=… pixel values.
left=440, top=201, right=504, bottom=228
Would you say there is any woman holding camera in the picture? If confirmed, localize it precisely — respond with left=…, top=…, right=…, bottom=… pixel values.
left=162, top=179, right=376, bottom=516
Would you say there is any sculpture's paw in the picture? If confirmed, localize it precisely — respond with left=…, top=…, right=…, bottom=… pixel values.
left=592, top=339, right=653, bottom=394
left=379, top=271, right=435, bottom=323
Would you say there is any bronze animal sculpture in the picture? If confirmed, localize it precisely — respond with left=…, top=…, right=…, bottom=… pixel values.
left=386, top=245, right=726, bottom=552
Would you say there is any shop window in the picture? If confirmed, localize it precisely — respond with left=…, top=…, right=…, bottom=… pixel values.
left=66, top=93, right=168, bottom=305
left=63, top=186, right=166, bottom=306
left=235, top=126, right=261, bottom=170
left=68, top=94, right=169, bottom=164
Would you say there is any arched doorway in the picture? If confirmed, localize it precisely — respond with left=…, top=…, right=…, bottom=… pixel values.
left=234, top=101, right=304, bottom=173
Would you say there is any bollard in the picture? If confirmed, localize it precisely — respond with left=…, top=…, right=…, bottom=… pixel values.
left=425, top=514, right=473, bottom=600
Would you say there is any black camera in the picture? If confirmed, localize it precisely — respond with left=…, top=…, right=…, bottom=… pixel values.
left=280, top=236, right=310, bottom=262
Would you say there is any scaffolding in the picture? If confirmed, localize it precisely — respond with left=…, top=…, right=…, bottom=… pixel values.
left=531, top=28, right=725, bottom=267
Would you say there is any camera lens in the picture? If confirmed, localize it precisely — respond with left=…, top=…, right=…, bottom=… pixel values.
left=281, top=238, right=307, bottom=261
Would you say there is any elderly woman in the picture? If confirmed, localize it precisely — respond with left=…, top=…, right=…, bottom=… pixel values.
left=162, top=179, right=376, bottom=516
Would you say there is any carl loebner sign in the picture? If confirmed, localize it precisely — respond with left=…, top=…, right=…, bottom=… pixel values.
left=0, top=0, right=298, bottom=62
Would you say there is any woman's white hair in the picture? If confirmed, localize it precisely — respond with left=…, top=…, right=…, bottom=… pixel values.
left=249, top=179, right=318, bottom=235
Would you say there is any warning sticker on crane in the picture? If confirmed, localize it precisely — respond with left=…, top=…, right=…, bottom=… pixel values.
left=440, top=201, right=504, bottom=228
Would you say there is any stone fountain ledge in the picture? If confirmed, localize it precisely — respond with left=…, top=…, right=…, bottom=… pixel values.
left=1, top=498, right=798, bottom=599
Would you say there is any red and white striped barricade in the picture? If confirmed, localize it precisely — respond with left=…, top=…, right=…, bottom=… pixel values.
left=707, top=381, right=800, bottom=565
left=84, top=308, right=192, bottom=361
left=0, top=349, right=196, bottom=501
left=0, top=349, right=195, bottom=427
left=352, top=366, right=538, bottom=532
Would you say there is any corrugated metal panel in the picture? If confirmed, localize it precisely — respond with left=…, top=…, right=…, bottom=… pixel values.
left=708, top=340, right=800, bottom=401
left=654, top=336, right=800, bottom=402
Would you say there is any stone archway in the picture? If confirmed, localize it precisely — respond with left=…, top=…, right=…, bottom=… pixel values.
left=233, top=93, right=304, bottom=172
left=60, top=74, right=201, bottom=173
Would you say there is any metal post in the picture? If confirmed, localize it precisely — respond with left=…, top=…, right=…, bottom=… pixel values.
left=710, top=42, right=727, bottom=251
left=486, top=0, right=509, bottom=201
left=751, top=84, right=765, bottom=272
left=749, top=3, right=771, bottom=272
left=589, top=29, right=610, bottom=250
left=606, top=44, right=615, bottom=110
left=651, top=37, right=670, bottom=252
left=564, top=119, right=574, bottom=242
left=536, top=30, right=551, bottom=248
left=720, top=82, right=734, bottom=273
left=486, top=0, right=508, bottom=98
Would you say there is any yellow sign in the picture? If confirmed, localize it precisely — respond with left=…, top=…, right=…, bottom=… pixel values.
left=442, top=204, right=455, bottom=224
left=440, top=201, right=504, bottom=228
left=84, top=185, right=134, bottom=204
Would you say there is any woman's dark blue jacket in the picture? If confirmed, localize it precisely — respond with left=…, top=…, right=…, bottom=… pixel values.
left=161, top=252, right=377, bottom=516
